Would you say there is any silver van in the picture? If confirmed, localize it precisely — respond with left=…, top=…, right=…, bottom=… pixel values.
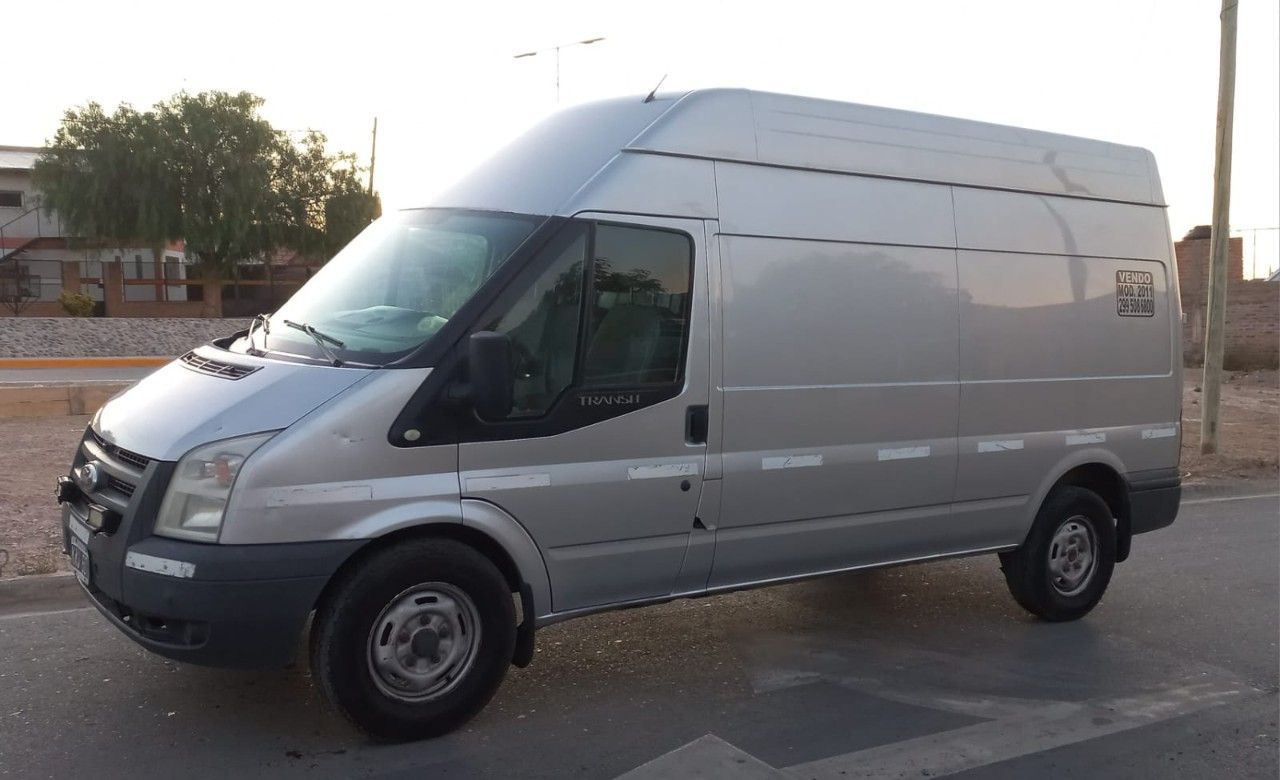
left=57, top=89, right=1182, bottom=740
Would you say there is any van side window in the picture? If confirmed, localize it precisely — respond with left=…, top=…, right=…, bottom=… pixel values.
left=580, top=225, right=692, bottom=387
left=486, top=224, right=588, bottom=416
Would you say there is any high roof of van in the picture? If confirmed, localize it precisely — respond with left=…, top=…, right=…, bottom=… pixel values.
left=432, top=88, right=1164, bottom=218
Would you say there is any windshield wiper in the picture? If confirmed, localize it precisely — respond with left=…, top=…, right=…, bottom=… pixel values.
left=283, top=319, right=345, bottom=367
left=245, top=313, right=270, bottom=356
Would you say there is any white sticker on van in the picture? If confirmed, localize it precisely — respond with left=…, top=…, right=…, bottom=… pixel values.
left=978, top=439, right=1024, bottom=453
left=1116, top=270, right=1155, bottom=317
left=762, top=454, right=824, bottom=470
left=266, top=484, right=373, bottom=507
left=124, top=551, right=196, bottom=579
left=1142, top=426, right=1178, bottom=439
left=465, top=474, right=551, bottom=491
left=877, top=446, right=931, bottom=461
left=1066, top=433, right=1107, bottom=446
left=627, top=463, right=698, bottom=480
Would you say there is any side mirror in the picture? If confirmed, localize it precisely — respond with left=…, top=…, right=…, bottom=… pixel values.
left=468, top=331, right=514, bottom=421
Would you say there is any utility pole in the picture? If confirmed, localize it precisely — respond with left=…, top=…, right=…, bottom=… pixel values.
left=1200, top=0, right=1239, bottom=455
left=1198, top=0, right=1239, bottom=453
left=368, top=117, right=378, bottom=196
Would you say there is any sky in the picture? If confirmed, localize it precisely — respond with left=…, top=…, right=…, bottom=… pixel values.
left=7, top=0, right=1279, bottom=275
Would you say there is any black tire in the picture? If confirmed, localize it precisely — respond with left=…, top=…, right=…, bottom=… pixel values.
left=1000, top=486, right=1116, bottom=622
left=310, top=538, right=516, bottom=741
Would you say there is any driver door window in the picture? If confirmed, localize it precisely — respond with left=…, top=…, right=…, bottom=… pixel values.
left=486, top=224, right=587, bottom=416
left=481, top=220, right=693, bottom=422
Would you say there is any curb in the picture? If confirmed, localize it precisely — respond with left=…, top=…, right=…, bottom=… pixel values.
left=0, top=357, right=172, bottom=369
left=0, top=571, right=82, bottom=616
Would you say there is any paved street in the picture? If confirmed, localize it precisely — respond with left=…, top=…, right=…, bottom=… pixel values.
left=1, top=493, right=1276, bottom=779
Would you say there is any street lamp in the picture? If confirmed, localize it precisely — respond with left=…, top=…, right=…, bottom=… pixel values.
left=513, top=37, right=606, bottom=103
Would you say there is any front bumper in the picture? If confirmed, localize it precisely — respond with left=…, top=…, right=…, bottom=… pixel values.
left=60, top=428, right=365, bottom=669
left=67, top=511, right=362, bottom=669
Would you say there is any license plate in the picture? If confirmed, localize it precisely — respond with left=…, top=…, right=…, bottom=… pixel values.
left=69, top=536, right=91, bottom=587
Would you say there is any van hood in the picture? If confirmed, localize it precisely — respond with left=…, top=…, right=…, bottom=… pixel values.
left=94, top=346, right=374, bottom=461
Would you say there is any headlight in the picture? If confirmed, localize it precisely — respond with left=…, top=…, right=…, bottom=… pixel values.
left=155, top=432, right=276, bottom=543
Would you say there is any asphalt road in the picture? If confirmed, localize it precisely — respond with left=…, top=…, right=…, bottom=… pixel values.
left=1, top=493, right=1276, bottom=779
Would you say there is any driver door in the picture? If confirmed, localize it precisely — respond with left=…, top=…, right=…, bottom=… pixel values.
left=457, top=214, right=711, bottom=613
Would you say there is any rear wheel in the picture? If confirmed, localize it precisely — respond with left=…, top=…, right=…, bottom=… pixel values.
left=1000, top=486, right=1116, bottom=622
left=310, top=539, right=516, bottom=741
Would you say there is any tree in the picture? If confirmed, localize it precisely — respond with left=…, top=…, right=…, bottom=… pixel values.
left=272, top=130, right=381, bottom=260
left=155, top=91, right=283, bottom=277
left=33, top=90, right=377, bottom=293
left=33, top=102, right=179, bottom=252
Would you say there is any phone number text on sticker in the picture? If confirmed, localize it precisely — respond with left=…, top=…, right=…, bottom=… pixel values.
left=1116, top=270, right=1155, bottom=317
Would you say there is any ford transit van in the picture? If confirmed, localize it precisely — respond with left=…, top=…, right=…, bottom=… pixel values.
left=57, top=89, right=1182, bottom=740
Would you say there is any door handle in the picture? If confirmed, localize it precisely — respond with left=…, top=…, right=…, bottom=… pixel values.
left=685, top=405, right=708, bottom=445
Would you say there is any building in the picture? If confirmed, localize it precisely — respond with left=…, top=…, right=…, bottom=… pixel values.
left=1176, top=225, right=1279, bottom=370
left=2, top=145, right=316, bottom=317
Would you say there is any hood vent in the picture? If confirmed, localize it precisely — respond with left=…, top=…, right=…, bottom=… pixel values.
left=179, top=351, right=261, bottom=380
left=89, top=428, right=152, bottom=471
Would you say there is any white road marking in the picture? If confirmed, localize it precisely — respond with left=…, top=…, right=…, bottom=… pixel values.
left=618, top=734, right=787, bottom=779
left=1182, top=492, right=1279, bottom=506
left=619, top=680, right=1255, bottom=779
left=0, top=606, right=93, bottom=622
left=783, top=681, right=1253, bottom=779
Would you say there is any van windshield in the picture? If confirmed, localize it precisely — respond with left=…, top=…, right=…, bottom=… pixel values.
left=242, top=209, right=542, bottom=365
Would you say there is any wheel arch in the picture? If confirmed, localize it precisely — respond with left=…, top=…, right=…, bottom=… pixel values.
left=1028, top=452, right=1133, bottom=562
left=312, top=505, right=551, bottom=629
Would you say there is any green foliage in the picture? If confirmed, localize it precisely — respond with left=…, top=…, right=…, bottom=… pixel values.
left=34, top=91, right=377, bottom=280
left=58, top=289, right=95, bottom=317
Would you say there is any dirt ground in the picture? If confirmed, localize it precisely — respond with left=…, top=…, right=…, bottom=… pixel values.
left=1180, top=367, right=1280, bottom=485
left=0, top=414, right=93, bottom=578
left=0, top=369, right=1275, bottom=579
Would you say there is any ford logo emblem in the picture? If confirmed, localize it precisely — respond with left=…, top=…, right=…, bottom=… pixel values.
left=73, top=462, right=103, bottom=494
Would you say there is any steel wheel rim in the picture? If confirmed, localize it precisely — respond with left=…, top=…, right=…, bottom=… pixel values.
left=1048, top=515, right=1097, bottom=597
left=366, top=582, right=481, bottom=702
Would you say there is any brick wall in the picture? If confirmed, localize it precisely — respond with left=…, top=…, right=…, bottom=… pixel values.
left=1178, top=230, right=1278, bottom=369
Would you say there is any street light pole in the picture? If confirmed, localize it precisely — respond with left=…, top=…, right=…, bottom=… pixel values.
left=513, top=37, right=605, bottom=103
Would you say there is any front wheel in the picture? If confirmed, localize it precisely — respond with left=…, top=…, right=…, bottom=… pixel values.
left=310, top=539, right=516, bottom=741
left=1000, top=486, right=1116, bottom=622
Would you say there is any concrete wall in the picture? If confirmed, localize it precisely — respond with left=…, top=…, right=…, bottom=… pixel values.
left=0, top=317, right=250, bottom=358
left=0, top=383, right=129, bottom=418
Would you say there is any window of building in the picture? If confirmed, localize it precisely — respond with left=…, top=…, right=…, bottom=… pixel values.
left=14, top=259, right=63, bottom=301
left=0, top=191, right=23, bottom=208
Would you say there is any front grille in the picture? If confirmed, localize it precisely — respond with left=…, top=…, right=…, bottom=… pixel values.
left=89, top=429, right=151, bottom=471
left=106, top=475, right=136, bottom=498
left=180, top=351, right=259, bottom=380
